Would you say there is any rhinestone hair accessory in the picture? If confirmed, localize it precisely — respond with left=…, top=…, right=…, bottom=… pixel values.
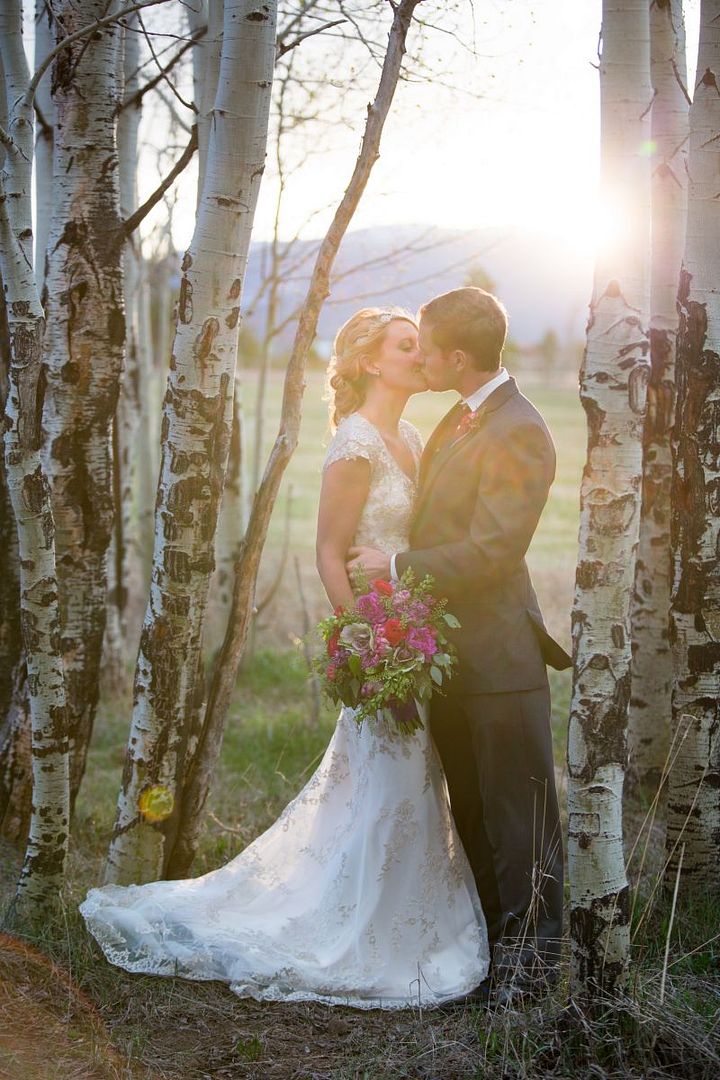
left=354, top=309, right=397, bottom=347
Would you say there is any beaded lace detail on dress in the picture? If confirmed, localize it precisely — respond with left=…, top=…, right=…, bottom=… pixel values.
left=79, top=412, right=489, bottom=1009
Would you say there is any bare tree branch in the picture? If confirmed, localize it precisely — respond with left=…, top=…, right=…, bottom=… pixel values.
left=277, top=18, right=346, bottom=58
left=121, top=25, right=205, bottom=112
left=136, top=8, right=196, bottom=114
left=155, top=85, right=193, bottom=134
left=122, top=124, right=198, bottom=237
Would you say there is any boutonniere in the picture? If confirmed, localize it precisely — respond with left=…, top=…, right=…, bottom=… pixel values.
left=456, top=404, right=486, bottom=439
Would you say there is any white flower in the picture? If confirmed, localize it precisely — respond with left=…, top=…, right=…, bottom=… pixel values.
left=339, top=622, right=374, bottom=654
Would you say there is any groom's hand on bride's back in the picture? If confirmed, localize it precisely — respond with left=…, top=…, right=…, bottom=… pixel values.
left=346, top=546, right=392, bottom=584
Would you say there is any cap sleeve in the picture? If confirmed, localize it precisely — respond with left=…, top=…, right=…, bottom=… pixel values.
left=322, top=413, right=380, bottom=472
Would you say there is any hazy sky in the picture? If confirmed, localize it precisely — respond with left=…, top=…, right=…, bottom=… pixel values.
left=235, top=0, right=700, bottom=255
left=23, top=1, right=700, bottom=256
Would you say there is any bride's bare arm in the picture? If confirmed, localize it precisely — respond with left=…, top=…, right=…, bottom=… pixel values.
left=316, top=457, right=371, bottom=611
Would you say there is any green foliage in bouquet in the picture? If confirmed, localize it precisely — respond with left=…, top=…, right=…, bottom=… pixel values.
left=313, top=570, right=460, bottom=736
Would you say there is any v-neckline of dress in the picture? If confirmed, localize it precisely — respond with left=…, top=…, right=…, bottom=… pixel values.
left=353, top=413, right=418, bottom=485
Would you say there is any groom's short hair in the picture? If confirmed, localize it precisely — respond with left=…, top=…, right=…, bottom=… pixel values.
left=419, top=287, right=508, bottom=371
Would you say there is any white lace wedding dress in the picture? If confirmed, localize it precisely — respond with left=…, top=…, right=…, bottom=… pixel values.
left=80, top=413, right=489, bottom=1009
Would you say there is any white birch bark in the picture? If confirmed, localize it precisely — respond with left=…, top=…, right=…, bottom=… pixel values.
left=136, top=258, right=159, bottom=572
left=188, top=0, right=221, bottom=210
left=0, top=3, right=35, bottom=851
left=105, top=0, right=277, bottom=885
left=42, top=0, right=124, bottom=804
left=192, top=0, right=239, bottom=651
left=666, top=0, right=720, bottom=891
left=0, top=3, right=70, bottom=915
left=0, top=249, right=28, bottom=847
left=628, top=0, right=689, bottom=789
left=212, top=375, right=248, bottom=635
left=0, top=54, right=22, bottom=739
left=0, top=0, right=33, bottom=266
left=104, top=14, right=142, bottom=684
left=567, top=0, right=652, bottom=999
left=34, top=0, right=54, bottom=295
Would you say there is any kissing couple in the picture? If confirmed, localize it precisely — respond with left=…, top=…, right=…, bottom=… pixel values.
left=82, top=286, right=571, bottom=1010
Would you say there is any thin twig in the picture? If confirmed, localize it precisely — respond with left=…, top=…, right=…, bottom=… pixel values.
left=122, top=124, right=198, bottom=237
left=136, top=8, right=196, bottom=114
left=120, top=25, right=205, bottom=113
left=277, top=18, right=346, bottom=58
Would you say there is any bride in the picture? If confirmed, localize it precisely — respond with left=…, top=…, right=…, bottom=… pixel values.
left=80, top=307, right=489, bottom=1009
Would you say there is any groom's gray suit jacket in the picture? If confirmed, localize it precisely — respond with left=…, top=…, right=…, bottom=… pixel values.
left=396, top=375, right=569, bottom=970
left=395, top=375, right=571, bottom=694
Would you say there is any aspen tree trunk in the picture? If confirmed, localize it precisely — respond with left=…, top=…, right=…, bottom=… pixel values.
left=198, top=0, right=246, bottom=651
left=666, top=0, right=720, bottom=891
left=135, top=262, right=158, bottom=574
left=188, top=0, right=221, bottom=210
left=104, top=14, right=142, bottom=685
left=0, top=5, right=35, bottom=849
left=0, top=0, right=70, bottom=917
left=0, top=105, right=22, bottom=740
left=567, top=0, right=652, bottom=1000
left=166, top=0, right=424, bottom=878
left=43, top=0, right=124, bottom=806
left=0, top=263, right=28, bottom=848
left=105, top=0, right=277, bottom=886
left=628, top=0, right=689, bottom=790
left=212, top=376, right=248, bottom=636
left=34, top=0, right=54, bottom=295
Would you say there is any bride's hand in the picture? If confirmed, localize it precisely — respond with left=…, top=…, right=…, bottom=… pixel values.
left=346, top=546, right=392, bottom=584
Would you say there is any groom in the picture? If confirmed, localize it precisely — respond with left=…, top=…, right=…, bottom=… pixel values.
left=348, top=286, right=571, bottom=1001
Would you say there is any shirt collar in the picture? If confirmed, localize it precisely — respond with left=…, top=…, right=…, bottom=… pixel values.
left=462, top=367, right=510, bottom=413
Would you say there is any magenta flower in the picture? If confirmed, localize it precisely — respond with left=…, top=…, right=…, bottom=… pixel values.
left=404, top=600, right=431, bottom=625
left=406, top=626, right=437, bottom=660
left=356, top=592, right=387, bottom=624
left=391, top=588, right=412, bottom=611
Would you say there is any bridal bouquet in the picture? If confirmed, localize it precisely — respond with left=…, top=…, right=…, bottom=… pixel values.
left=314, top=571, right=460, bottom=736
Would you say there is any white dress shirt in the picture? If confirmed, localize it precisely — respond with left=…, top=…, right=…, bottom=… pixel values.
left=389, top=367, right=510, bottom=582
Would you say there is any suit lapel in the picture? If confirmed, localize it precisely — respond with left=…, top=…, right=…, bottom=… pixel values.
left=414, top=377, right=519, bottom=525
left=418, top=400, right=465, bottom=488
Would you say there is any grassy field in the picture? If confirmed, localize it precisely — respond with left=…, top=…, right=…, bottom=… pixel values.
left=2, top=369, right=718, bottom=1078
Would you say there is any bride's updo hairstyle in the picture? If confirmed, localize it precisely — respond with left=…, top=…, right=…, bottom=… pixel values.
left=327, top=306, right=417, bottom=429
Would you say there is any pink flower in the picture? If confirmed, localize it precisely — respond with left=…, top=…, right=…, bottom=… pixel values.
left=356, top=592, right=387, bottom=624
left=404, top=600, right=430, bottom=625
left=406, top=626, right=437, bottom=660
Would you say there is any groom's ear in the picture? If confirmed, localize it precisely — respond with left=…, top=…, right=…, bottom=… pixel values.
left=452, top=349, right=470, bottom=372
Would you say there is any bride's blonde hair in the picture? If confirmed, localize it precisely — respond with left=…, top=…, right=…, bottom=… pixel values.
left=326, top=307, right=417, bottom=430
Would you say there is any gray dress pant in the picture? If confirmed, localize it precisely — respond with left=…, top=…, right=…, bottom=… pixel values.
left=430, top=684, right=564, bottom=981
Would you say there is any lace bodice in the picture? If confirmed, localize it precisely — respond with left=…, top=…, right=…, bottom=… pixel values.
left=323, top=413, right=423, bottom=554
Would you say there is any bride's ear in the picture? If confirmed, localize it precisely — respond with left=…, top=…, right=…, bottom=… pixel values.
left=360, top=356, right=381, bottom=378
